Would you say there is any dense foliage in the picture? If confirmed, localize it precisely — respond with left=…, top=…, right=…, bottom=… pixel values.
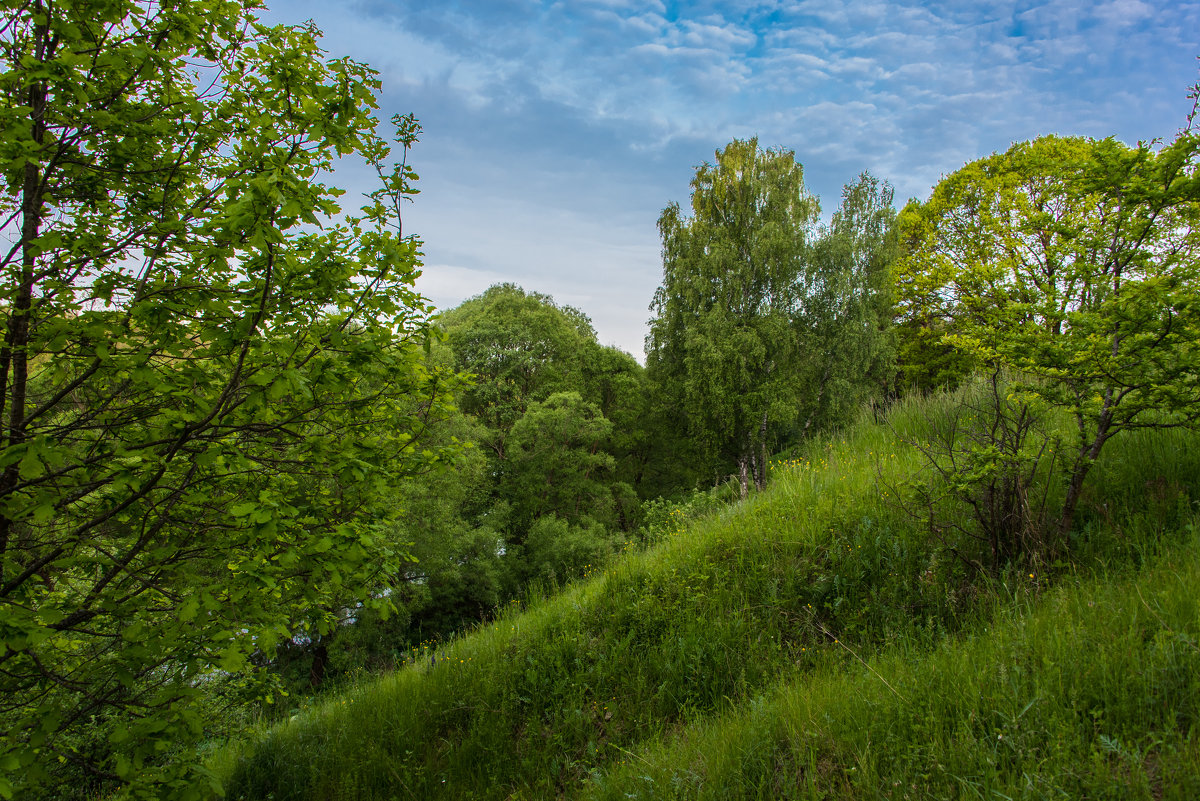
left=649, top=141, right=897, bottom=497
left=270, top=284, right=707, bottom=688
left=0, top=1, right=456, bottom=796
left=896, top=133, right=1200, bottom=567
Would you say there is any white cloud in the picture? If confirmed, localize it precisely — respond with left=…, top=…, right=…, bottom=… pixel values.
left=260, top=0, right=1200, bottom=356
left=675, top=18, right=758, bottom=49
left=1094, top=0, right=1154, bottom=25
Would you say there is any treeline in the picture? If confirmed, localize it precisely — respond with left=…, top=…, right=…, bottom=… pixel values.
left=270, top=284, right=695, bottom=687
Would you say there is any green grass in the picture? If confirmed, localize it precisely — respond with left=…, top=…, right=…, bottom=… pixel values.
left=585, top=531, right=1200, bottom=800
left=213, top=389, right=1200, bottom=800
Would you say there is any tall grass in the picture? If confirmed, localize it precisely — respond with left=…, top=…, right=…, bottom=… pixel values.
left=213, top=389, right=1200, bottom=800
left=585, top=525, right=1200, bottom=800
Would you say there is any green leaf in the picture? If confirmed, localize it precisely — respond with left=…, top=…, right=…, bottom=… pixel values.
left=230, top=502, right=257, bottom=518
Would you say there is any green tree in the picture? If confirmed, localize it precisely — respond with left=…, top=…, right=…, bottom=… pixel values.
left=0, top=2, right=453, bottom=796
left=649, top=139, right=818, bottom=498
left=896, top=134, right=1200, bottom=555
left=385, top=406, right=502, bottom=644
left=795, top=173, right=898, bottom=432
left=438, top=287, right=660, bottom=603
left=269, top=401, right=497, bottom=691
left=501, top=391, right=620, bottom=533
left=649, top=142, right=897, bottom=497
left=440, top=284, right=595, bottom=458
left=577, top=342, right=671, bottom=513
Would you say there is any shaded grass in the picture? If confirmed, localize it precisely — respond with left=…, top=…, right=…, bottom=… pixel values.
left=214, top=390, right=1200, bottom=800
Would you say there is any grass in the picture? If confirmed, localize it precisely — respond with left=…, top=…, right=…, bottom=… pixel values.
left=585, top=529, right=1200, bottom=800
left=212, top=388, right=1200, bottom=800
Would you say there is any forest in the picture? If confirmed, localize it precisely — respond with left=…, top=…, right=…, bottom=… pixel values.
left=3, top=2, right=1200, bottom=800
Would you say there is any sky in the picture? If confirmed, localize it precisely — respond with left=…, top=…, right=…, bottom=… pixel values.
left=261, top=0, right=1200, bottom=360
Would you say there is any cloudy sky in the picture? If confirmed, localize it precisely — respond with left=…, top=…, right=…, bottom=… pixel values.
left=262, top=0, right=1199, bottom=359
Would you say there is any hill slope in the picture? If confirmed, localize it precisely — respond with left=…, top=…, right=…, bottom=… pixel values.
left=216, top=393, right=1200, bottom=800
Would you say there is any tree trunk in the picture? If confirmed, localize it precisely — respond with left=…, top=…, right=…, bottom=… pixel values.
left=1056, top=406, right=1114, bottom=548
left=801, top=365, right=833, bottom=434
left=756, top=411, right=769, bottom=490
left=1056, top=442, right=1103, bottom=546
left=737, top=453, right=749, bottom=500
left=0, top=25, right=48, bottom=587
left=309, top=641, right=329, bottom=689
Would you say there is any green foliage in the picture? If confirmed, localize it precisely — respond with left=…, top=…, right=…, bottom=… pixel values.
left=502, top=391, right=621, bottom=533
left=893, top=371, right=1067, bottom=571
left=577, top=343, right=666, bottom=504
left=893, top=312, right=978, bottom=393
left=649, top=142, right=897, bottom=498
left=268, top=404, right=499, bottom=691
left=649, top=139, right=818, bottom=497
left=896, top=133, right=1200, bottom=554
left=0, top=2, right=456, bottom=796
left=434, top=285, right=680, bottom=616
left=518, top=515, right=614, bottom=589
left=206, top=393, right=956, bottom=798
left=636, top=487, right=730, bottom=546
left=282, top=289, right=669, bottom=682
left=796, top=173, right=900, bottom=430
left=440, top=284, right=597, bottom=449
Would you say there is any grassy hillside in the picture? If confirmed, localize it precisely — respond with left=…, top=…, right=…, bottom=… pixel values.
left=214, top=389, right=1200, bottom=800
left=584, top=540, right=1200, bottom=800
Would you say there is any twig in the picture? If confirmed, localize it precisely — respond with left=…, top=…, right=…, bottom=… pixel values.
left=610, top=741, right=655, bottom=767
left=813, top=620, right=911, bottom=704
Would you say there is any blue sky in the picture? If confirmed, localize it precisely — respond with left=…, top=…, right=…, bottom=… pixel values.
left=263, top=0, right=1199, bottom=359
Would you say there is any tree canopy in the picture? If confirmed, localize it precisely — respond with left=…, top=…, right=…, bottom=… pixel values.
left=648, top=139, right=817, bottom=497
left=896, top=133, right=1200, bottom=548
left=0, top=2, right=454, bottom=796
left=439, top=284, right=595, bottom=454
left=648, top=140, right=897, bottom=497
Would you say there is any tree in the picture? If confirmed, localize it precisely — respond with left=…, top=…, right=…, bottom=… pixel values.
left=794, top=173, right=898, bottom=431
left=648, top=141, right=897, bottom=498
left=895, top=134, right=1200, bottom=557
left=649, top=139, right=817, bottom=498
left=0, top=2, right=453, bottom=796
left=576, top=342, right=665, bottom=517
left=501, top=391, right=619, bottom=533
left=275, top=403, right=502, bottom=685
left=440, top=284, right=595, bottom=458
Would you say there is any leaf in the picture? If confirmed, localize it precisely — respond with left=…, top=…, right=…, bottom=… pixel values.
left=179, top=598, right=200, bottom=623
left=230, top=502, right=257, bottom=518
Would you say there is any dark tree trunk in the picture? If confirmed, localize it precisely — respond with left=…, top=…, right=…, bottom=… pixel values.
left=0, top=20, right=48, bottom=587
left=756, top=411, right=769, bottom=490
left=309, top=641, right=329, bottom=689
